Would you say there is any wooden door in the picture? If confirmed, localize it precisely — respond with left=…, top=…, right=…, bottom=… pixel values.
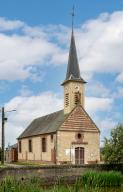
left=75, top=147, right=84, bottom=164
left=14, top=149, right=18, bottom=162
left=51, top=148, right=56, bottom=164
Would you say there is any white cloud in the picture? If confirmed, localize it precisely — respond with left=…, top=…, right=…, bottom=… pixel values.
left=3, top=92, right=63, bottom=146
left=0, top=11, right=123, bottom=81
left=116, top=72, right=123, bottom=83
left=101, top=118, right=116, bottom=132
left=99, top=118, right=116, bottom=134
left=86, top=82, right=110, bottom=97
left=97, top=118, right=117, bottom=146
left=113, top=86, right=123, bottom=98
left=0, top=21, right=68, bottom=81
left=76, top=12, right=123, bottom=74
left=85, top=97, right=113, bottom=114
left=19, top=85, right=33, bottom=96
left=0, top=17, right=24, bottom=31
left=0, top=11, right=121, bottom=82
left=0, top=91, right=114, bottom=146
left=0, top=33, right=67, bottom=80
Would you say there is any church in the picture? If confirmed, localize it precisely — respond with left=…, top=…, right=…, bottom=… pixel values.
left=18, top=27, right=100, bottom=165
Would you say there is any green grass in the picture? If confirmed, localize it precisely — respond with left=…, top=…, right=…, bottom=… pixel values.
left=82, top=171, right=123, bottom=187
left=0, top=177, right=73, bottom=192
left=0, top=172, right=123, bottom=192
left=0, top=165, right=7, bottom=168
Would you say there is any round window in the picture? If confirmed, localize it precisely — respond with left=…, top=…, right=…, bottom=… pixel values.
left=77, top=133, right=81, bottom=139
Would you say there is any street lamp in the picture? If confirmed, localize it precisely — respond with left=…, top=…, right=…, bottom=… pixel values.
left=1, top=107, right=16, bottom=165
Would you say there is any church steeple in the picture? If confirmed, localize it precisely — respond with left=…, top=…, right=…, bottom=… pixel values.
left=62, top=7, right=86, bottom=114
left=62, top=30, right=86, bottom=85
left=62, top=6, right=86, bottom=86
left=66, top=30, right=80, bottom=80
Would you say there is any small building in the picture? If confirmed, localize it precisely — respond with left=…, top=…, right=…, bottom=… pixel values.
left=17, top=28, right=100, bottom=165
left=6, top=143, right=18, bottom=163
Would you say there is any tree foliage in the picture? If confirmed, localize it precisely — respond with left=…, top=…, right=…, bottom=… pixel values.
left=102, top=123, right=123, bottom=163
left=0, top=147, right=1, bottom=161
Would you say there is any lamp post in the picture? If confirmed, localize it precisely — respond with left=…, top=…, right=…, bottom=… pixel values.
left=1, top=107, right=16, bottom=165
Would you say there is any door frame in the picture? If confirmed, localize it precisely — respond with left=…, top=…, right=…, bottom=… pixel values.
left=75, top=147, right=84, bottom=164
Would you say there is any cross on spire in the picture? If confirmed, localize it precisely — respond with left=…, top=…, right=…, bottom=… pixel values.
left=71, top=5, right=75, bottom=31
left=61, top=6, right=86, bottom=86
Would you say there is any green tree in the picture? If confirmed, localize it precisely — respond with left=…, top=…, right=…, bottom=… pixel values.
left=102, top=123, right=123, bottom=163
left=0, top=147, right=1, bottom=161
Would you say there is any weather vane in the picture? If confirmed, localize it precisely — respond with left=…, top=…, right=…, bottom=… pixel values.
left=71, top=5, right=75, bottom=31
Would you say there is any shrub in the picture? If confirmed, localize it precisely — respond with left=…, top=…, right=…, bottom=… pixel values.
left=82, top=171, right=123, bottom=187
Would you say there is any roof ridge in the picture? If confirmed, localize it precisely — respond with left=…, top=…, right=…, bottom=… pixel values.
left=34, top=109, right=63, bottom=121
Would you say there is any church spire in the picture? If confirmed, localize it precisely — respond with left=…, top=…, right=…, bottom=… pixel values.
left=62, top=6, right=86, bottom=86
left=66, top=29, right=81, bottom=80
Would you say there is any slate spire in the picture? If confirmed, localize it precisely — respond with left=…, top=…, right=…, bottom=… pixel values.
left=62, top=29, right=86, bottom=85
left=66, top=30, right=80, bottom=80
left=62, top=6, right=86, bottom=85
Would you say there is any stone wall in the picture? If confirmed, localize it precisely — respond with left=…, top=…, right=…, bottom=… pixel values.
left=57, top=131, right=100, bottom=164
left=18, top=134, right=56, bottom=162
left=0, top=164, right=122, bottom=182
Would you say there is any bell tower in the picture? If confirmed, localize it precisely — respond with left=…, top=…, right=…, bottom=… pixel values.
left=61, top=8, right=86, bottom=114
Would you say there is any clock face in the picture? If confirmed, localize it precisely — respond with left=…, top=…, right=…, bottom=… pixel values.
left=75, top=86, right=79, bottom=91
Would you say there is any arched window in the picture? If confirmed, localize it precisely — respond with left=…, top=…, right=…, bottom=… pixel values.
left=19, top=141, right=21, bottom=153
left=51, top=134, right=53, bottom=142
left=42, top=137, right=46, bottom=152
left=28, top=139, right=32, bottom=152
left=77, top=133, right=82, bottom=139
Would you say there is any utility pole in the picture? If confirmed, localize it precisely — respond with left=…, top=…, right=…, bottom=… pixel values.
left=1, top=107, right=15, bottom=165
left=1, top=107, right=5, bottom=164
left=1, top=107, right=7, bottom=164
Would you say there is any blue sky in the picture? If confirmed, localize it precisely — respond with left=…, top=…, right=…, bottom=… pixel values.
left=0, top=0, right=123, bottom=26
left=0, top=0, right=123, bottom=146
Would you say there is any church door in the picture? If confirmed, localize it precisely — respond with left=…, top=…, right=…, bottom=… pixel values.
left=51, top=148, right=56, bottom=164
left=75, top=147, right=84, bottom=164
